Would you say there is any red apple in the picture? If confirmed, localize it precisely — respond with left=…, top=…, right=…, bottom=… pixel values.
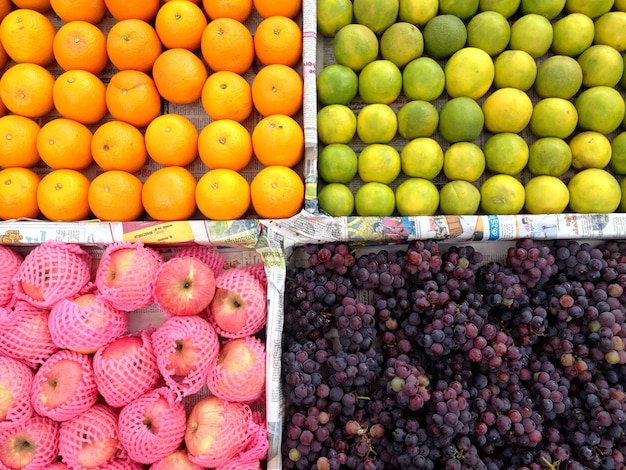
left=149, top=449, right=203, bottom=470
left=0, top=414, right=59, bottom=469
left=58, top=404, right=120, bottom=469
left=93, top=330, right=161, bottom=408
left=0, top=356, right=33, bottom=432
left=118, top=387, right=186, bottom=465
left=31, top=349, right=98, bottom=422
left=0, top=245, right=22, bottom=308
left=49, top=293, right=128, bottom=354
left=215, top=409, right=268, bottom=469
left=153, top=256, right=216, bottom=317
left=173, top=245, right=225, bottom=277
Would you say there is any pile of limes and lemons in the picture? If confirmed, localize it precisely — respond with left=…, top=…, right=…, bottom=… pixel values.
left=316, top=0, right=626, bottom=217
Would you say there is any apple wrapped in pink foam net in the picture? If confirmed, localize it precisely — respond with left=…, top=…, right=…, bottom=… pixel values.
left=12, top=241, right=92, bottom=309
left=118, top=386, right=187, bottom=465
left=31, top=349, right=98, bottom=422
left=216, top=410, right=269, bottom=469
left=0, top=415, right=59, bottom=469
left=58, top=404, right=120, bottom=469
left=207, top=336, right=266, bottom=403
left=48, top=293, right=128, bottom=354
left=0, top=356, right=33, bottom=432
left=0, top=245, right=22, bottom=308
left=149, top=449, right=203, bottom=470
left=151, top=315, right=220, bottom=399
left=0, top=301, right=59, bottom=369
left=93, top=329, right=161, bottom=409
left=241, top=262, right=268, bottom=290
left=173, top=245, right=226, bottom=277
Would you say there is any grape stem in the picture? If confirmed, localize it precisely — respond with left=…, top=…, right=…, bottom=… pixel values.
left=540, top=456, right=561, bottom=470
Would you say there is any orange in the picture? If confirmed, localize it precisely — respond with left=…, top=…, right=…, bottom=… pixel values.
left=253, top=0, right=301, bottom=18
left=144, top=114, right=199, bottom=167
left=251, top=64, right=303, bottom=116
left=155, top=0, right=208, bottom=51
left=196, top=168, right=250, bottom=220
left=91, top=120, right=148, bottom=173
left=0, top=96, right=7, bottom=117
left=0, top=9, right=56, bottom=66
left=37, top=118, right=93, bottom=170
left=11, top=0, right=51, bottom=12
left=0, top=114, right=41, bottom=168
left=106, top=19, right=162, bottom=73
left=251, top=114, right=304, bottom=167
left=52, top=69, right=108, bottom=125
left=201, top=70, right=253, bottom=122
left=53, top=20, right=109, bottom=74
left=0, top=63, right=55, bottom=118
left=142, top=166, right=197, bottom=221
left=37, top=169, right=91, bottom=221
left=88, top=170, right=144, bottom=222
left=152, top=48, right=208, bottom=104
left=0, top=167, right=41, bottom=220
left=49, top=0, right=107, bottom=23
left=0, top=39, right=7, bottom=70
left=198, top=119, right=253, bottom=171
left=104, top=0, right=160, bottom=22
left=202, top=0, right=252, bottom=21
left=0, top=0, right=11, bottom=23
left=254, top=16, right=302, bottom=66
left=105, top=70, right=162, bottom=129
left=201, top=17, right=254, bottom=74
left=250, top=164, right=304, bottom=218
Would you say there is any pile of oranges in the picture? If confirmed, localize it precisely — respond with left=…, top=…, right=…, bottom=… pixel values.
left=0, top=0, right=306, bottom=222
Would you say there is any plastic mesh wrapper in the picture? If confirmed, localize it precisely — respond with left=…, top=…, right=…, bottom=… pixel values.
left=174, top=245, right=225, bottom=277
left=240, top=262, right=268, bottom=291
left=93, top=329, right=162, bottom=408
left=0, top=245, right=22, bottom=308
left=0, top=356, right=33, bottom=432
left=12, top=241, right=92, bottom=309
left=100, top=459, right=144, bottom=469
left=0, top=414, right=59, bottom=469
left=207, top=268, right=267, bottom=338
left=31, top=349, right=98, bottom=422
left=149, top=449, right=203, bottom=470
left=0, top=301, right=59, bottom=369
left=118, top=386, right=186, bottom=465
left=47, top=462, right=69, bottom=469
left=216, top=410, right=269, bottom=470
left=58, top=404, right=120, bottom=469
left=49, top=293, right=128, bottom=354
left=151, top=315, right=220, bottom=399
left=95, top=241, right=163, bottom=312
left=207, top=336, right=266, bottom=403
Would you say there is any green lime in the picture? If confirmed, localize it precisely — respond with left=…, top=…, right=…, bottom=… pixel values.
left=551, top=13, right=595, bottom=57
left=402, top=57, right=446, bottom=101
left=317, top=0, right=353, bottom=37
left=527, top=137, right=572, bottom=176
left=317, top=104, right=357, bottom=144
left=577, top=45, right=625, bottom=88
left=357, top=144, right=402, bottom=184
left=610, top=132, right=626, bottom=175
left=479, top=0, right=521, bottom=18
left=524, top=176, right=569, bottom=214
left=352, top=0, right=399, bottom=35
left=317, top=64, right=358, bottom=106
left=483, top=133, right=529, bottom=175
left=439, top=180, right=481, bottom=215
left=397, top=100, right=439, bottom=139
left=318, top=143, right=358, bottom=183
left=354, top=182, right=396, bottom=216
left=356, top=104, right=398, bottom=144
left=533, top=55, right=583, bottom=99
left=422, top=14, right=467, bottom=60
left=380, top=22, right=424, bottom=69
left=333, top=24, right=379, bottom=72
left=529, top=97, right=578, bottom=139
left=568, top=168, right=621, bottom=213
left=466, top=11, right=511, bottom=56
left=575, top=86, right=626, bottom=134
left=358, top=60, right=403, bottom=105
left=395, top=178, right=439, bottom=216
left=438, top=96, right=484, bottom=144
left=443, top=142, right=485, bottom=182
left=480, top=174, right=526, bottom=215
left=318, top=183, right=354, bottom=216
left=400, top=137, right=443, bottom=179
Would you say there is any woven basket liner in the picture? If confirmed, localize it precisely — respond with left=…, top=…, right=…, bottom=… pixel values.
left=118, top=386, right=186, bottom=465
left=49, top=293, right=128, bottom=353
left=0, top=414, right=59, bottom=469
left=12, top=241, right=92, bottom=309
left=207, top=268, right=267, bottom=339
left=0, top=356, right=33, bottom=432
left=173, top=245, right=225, bottom=277
left=151, top=315, right=220, bottom=400
left=93, top=329, right=162, bottom=409
left=0, top=301, right=59, bottom=369
left=150, top=450, right=203, bottom=470
left=0, top=246, right=22, bottom=308
left=58, top=403, right=120, bottom=469
left=207, top=336, right=266, bottom=403
left=95, top=241, right=163, bottom=312
left=31, top=349, right=98, bottom=422
left=216, top=409, right=269, bottom=469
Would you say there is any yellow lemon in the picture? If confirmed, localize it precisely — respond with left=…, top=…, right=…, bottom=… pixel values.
left=493, top=49, right=537, bottom=91
left=395, top=178, right=439, bottom=216
left=439, top=180, right=481, bottom=215
left=529, top=97, right=578, bottom=139
left=466, top=11, right=511, bottom=56
left=402, top=57, right=446, bottom=101
left=524, top=176, right=569, bottom=214
left=333, top=24, right=379, bottom=72
left=565, top=0, right=614, bottom=18
left=398, top=0, right=438, bottom=26
left=352, top=0, right=399, bottom=35
left=357, top=144, right=402, bottom=184
left=567, top=168, right=621, bottom=213
left=520, top=0, right=565, bottom=19
left=443, top=142, right=485, bottom=182
left=480, top=174, right=525, bottom=215
left=610, top=132, right=626, bottom=175
left=479, top=0, right=521, bottom=18
left=400, top=137, right=444, bottom=179
left=482, top=87, right=533, bottom=133
left=569, top=131, right=612, bottom=170
left=594, top=12, right=626, bottom=52
left=483, top=133, right=529, bottom=175
left=380, top=22, right=424, bottom=68
left=317, top=104, right=357, bottom=144
left=551, top=13, right=595, bottom=57
left=445, top=47, right=494, bottom=99
left=439, top=0, right=479, bottom=20
left=575, top=86, right=626, bottom=134
left=354, top=182, right=395, bottom=216
left=509, top=13, right=553, bottom=59
left=358, top=60, right=403, bottom=104
left=317, top=0, right=353, bottom=37
left=577, top=44, right=624, bottom=88
left=356, top=103, right=398, bottom=144
left=318, top=183, right=354, bottom=216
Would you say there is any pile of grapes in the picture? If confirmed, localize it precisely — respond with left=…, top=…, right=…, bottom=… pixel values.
left=282, top=238, right=626, bottom=470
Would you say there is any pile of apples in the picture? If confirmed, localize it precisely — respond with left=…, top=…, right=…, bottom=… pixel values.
left=0, top=240, right=268, bottom=469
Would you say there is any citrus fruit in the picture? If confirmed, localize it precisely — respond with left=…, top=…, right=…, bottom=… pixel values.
left=567, top=168, right=621, bottom=213
left=37, top=118, right=93, bottom=170
left=439, top=180, right=481, bottom=215
left=252, top=114, right=304, bottom=167
left=155, top=0, right=208, bottom=51
left=333, top=24, right=379, bottom=72
left=398, top=0, right=438, bottom=26
left=354, top=182, right=395, bottom=216
left=400, top=137, right=443, bottom=179
left=439, top=0, right=479, bottom=20
left=593, top=12, right=626, bottom=52
left=105, top=70, right=161, bottom=128
left=202, top=0, right=252, bottom=21
left=480, top=174, right=525, bottom=215
left=318, top=183, right=354, bottom=217
left=142, top=166, right=198, bottom=221
left=317, top=104, right=357, bottom=145
left=0, top=167, right=41, bottom=220
left=144, top=114, right=199, bottom=167
left=438, top=97, right=484, bottom=144
left=445, top=47, right=494, bottom=99
left=253, top=15, right=302, bottom=67
left=466, top=11, right=511, bottom=56
left=397, top=100, right=439, bottom=139
left=352, top=0, right=399, bottom=35
left=316, top=0, right=352, bottom=37
left=380, top=22, right=424, bottom=68
left=620, top=179, right=626, bottom=212
left=152, top=48, right=208, bottom=105
left=104, top=0, right=159, bottom=21
left=50, top=0, right=107, bottom=23
left=106, top=19, right=162, bottom=73
left=317, top=64, right=358, bottom=106
left=250, top=165, right=304, bottom=218
left=88, top=170, right=144, bottom=222
left=569, top=131, right=612, bottom=170
left=37, top=169, right=91, bottom=222
left=53, top=69, right=108, bottom=125
left=358, top=60, right=403, bottom=105
left=575, top=86, right=626, bottom=134
left=201, top=17, right=254, bottom=74
left=422, top=14, right=467, bottom=60
left=520, top=0, right=565, bottom=19
left=251, top=63, right=303, bottom=117
left=479, top=0, right=520, bottom=18
left=0, top=9, right=56, bottom=66
left=91, top=120, right=148, bottom=173
left=533, top=55, right=583, bottom=99
left=524, top=176, right=569, bottom=214
left=11, top=0, right=51, bottom=11
left=402, top=57, right=446, bottom=101
left=610, top=132, right=626, bottom=175
left=52, top=20, right=108, bottom=74
left=529, top=97, right=578, bottom=139
left=527, top=137, right=572, bottom=176
left=508, top=13, right=553, bottom=59
left=395, top=178, right=439, bottom=216
left=443, top=142, right=485, bottom=182
left=577, top=45, right=624, bottom=88
left=318, top=144, right=358, bottom=183
left=356, top=104, right=398, bottom=144
left=482, top=87, right=533, bottom=133
left=483, top=133, right=529, bottom=176
left=254, top=0, right=301, bottom=19
left=565, top=0, right=614, bottom=18
left=201, top=70, right=253, bottom=123
left=0, top=114, right=41, bottom=168
left=0, top=63, right=55, bottom=118
left=195, top=169, right=251, bottom=220
left=493, top=49, right=537, bottom=91
left=551, top=13, right=594, bottom=57
left=357, top=144, right=402, bottom=184
left=198, top=119, right=252, bottom=171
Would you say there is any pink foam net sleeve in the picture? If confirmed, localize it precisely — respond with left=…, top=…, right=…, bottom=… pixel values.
left=0, top=415, right=60, bottom=469
left=0, top=301, right=59, bottom=369
left=174, top=245, right=225, bottom=277
left=216, top=410, right=269, bottom=470
left=0, top=356, right=33, bottom=432
left=31, top=350, right=98, bottom=422
left=118, top=386, right=187, bottom=465
left=151, top=315, right=220, bottom=400
left=11, top=241, right=92, bottom=309
left=99, top=459, right=144, bottom=469
left=241, top=263, right=268, bottom=292
left=149, top=450, right=203, bottom=470
left=93, top=329, right=162, bottom=409
left=0, top=245, right=22, bottom=308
